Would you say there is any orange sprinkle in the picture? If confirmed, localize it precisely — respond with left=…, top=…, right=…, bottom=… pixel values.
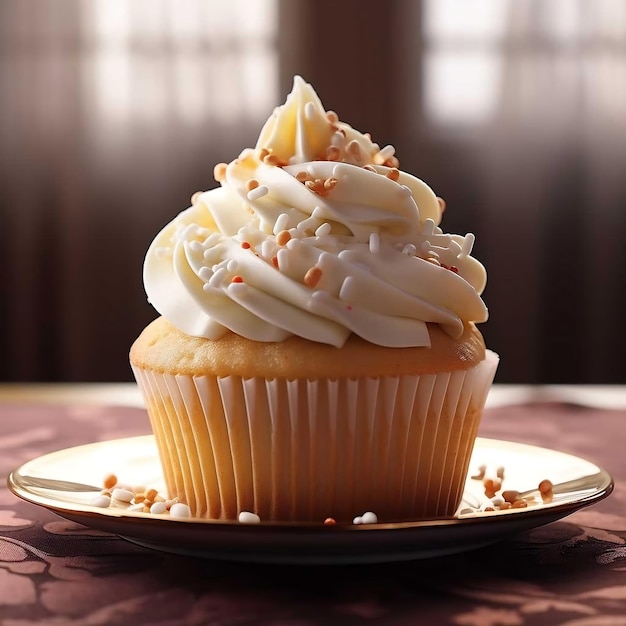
left=246, top=179, right=259, bottom=191
left=231, top=276, right=244, bottom=283
left=512, top=500, right=528, bottom=509
left=241, top=241, right=251, bottom=249
left=276, top=230, right=291, bottom=246
left=103, top=474, right=117, bottom=490
left=502, top=490, right=520, bottom=504
left=386, top=168, right=400, bottom=181
left=145, top=488, right=158, bottom=501
left=256, top=148, right=270, bottom=161
left=323, top=177, right=338, bottom=191
left=271, top=255, right=279, bottom=268
left=295, top=170, right=309, bottom=182
left=213, top=162, right=227, bottom=182
left=324, top=517, right=336, bottom=526
left=304, top=266, right=323, bottom=288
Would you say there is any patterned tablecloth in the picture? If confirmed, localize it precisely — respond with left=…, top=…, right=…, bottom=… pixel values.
left=1, top=391, right=625, bottom=626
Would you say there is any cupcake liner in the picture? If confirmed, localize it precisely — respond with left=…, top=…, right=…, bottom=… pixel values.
left=131, top=349, right=499, bottom=523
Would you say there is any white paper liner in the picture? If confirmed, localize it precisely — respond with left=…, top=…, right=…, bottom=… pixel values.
left=131, top=350, right=499, bottom=522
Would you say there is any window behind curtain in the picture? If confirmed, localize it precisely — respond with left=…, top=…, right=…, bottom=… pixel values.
left=0, top=0, right=278, bottom=381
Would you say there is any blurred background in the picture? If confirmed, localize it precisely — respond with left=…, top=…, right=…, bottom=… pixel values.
left=1, top=0, right=625, bottom=384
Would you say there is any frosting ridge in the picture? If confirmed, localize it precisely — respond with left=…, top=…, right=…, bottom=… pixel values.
left=143, top=76, right=488, bottom=348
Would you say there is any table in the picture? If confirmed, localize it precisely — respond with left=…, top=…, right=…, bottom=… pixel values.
left=1, top=384, right=624, bottom=625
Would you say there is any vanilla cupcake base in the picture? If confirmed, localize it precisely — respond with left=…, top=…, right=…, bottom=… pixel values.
left=131, top=350, right=498, bottom=523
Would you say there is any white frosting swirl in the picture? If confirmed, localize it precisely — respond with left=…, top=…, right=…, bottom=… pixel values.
left=143, top=76, right=488, bottom=348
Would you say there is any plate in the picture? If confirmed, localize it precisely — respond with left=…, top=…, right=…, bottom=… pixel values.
left=7, top=436, right=613, bottom=565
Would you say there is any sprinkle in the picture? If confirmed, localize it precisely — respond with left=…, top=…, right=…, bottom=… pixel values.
left=191, top=191, right=203, bottom=205
left=213, top=162, right=227, bottom=182
left=276, top=230, right=292, bottom=246
left=512, top=500, right=528, bottom=509
left=460, top=233, right=475, bottom=258
left=241, top=241, right=251, bottom=249
left=437, top=197, right=446, bottom=213
left=246, top=179, right=259, bottom=191
left=347, top=140, right=362, bottom=162
left=271, top=255, right=279, bottom=268
left=295, top=170, right=309, bottom=182
left=89, top=495, right=111, bottom=508
left=274, top=213, right=289, bottom=234
left=304, top=266, right=323, bottom=288
left=127, top=503, right=145, bottom=512
left=150, top=501, right=168, bottom=515
left=369, top=232, right=380, bottom=254
left=189, top=241, right=203, bottom=254
left=352, top=516, right=363, bottom=525
left=103, top=474, right=117, bottom=490
left=247, top=184, right=269, bottom=201
left=238, top=511, right=261, bottom=524
left=363, top=164, right=376, bottom=172
left=422, top=218, right=436, bottom=237
left=331, top=131, right=346, bottom=149
left=386, top=168, right=400, bottom=181
left=361, top=511, right=378, bottom=524
left=169, top=503, right=192, bottom=518
left=375, top=144, right=396, bottom=163
left=402, top=243, right=416, bottom=256
left=471, top=464, right=487, bottom=480
left=326, top=110, right=339, bottom=124
left=502, top=490, right=520, bottom=504
left=324, top=517, right=336, bottom=526
left=496, top=466, right=505, bottom=479
left=227, top=259, right=238, bottom=272
left=538, top=479, right=554, bottom=503
left=315, top=223, right=332, bottom=237
left=231, top=276, right=243, bottom=283
left=112, top=488, right=134, bottom=503
left=256, top=148, right=270, bottom=161
left=263, top=153, right=285, bottom=167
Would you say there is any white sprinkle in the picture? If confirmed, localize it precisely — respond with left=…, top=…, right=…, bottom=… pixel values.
left=227, top=259, right=238, bottom=273
left=191, top=191, right=203, bottom=205
left=189, top=240, right=203, bottom=254
left=360, top=511, right=378, bottom=524
left=274, top=213, right=289, bottom=234
left=315, top=222, right=331, bottom=237
left=238, top=511, right=261, bottom=524
left=261, top=239, right=275, bottom=259
left=352, top=516, right=363, bottom=525
left=460, top=232, right=475, bottom=258
left=422, top=218, right=436, bottom=237
left=112, top=488, right=134, bottom=503
left=169, top=503, right=192, bottom=518
left=208, top=267, right=228, bottom=288
left=150, top=501, right=168, bottom=515
left=458, top=508, right=476, bottom=516
left=449, top=240, right=463, bottom=256
left=378, top=144, right=395, bottom=161
left=491, top=496, right=505, bottom=506
left=247, top=184, right=269, bottom=202
left=127, top=503, right=145, bottom=512
left=420, top=241, right=432, bottom=254
left=155, top=246, right=171, bottom=259
left=89, top=495, right=111, bottom=508
left=198, top=267, right=213, bottom=282
left=402, top=243, right=417, bottom=256
left=331, top=131, right=346, bottom=148
left=297, top=216, right=318, bottom=232
left=369, top=232, right=380, bottom=254
left=311, top=205, right=324, bottom=218
left=304, top=101, right=316, bottom=120
left=276, top=248, right=289, bottom=271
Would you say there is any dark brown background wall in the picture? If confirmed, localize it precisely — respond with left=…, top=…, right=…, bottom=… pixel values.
left=1, top=0, right=625, bottom=383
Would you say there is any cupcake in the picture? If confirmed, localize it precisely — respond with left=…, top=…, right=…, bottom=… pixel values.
left=130, top=76, right=499, bottom=523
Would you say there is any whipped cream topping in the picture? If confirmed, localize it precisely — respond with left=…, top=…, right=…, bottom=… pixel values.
left=144, top=76, right=488, bottom=348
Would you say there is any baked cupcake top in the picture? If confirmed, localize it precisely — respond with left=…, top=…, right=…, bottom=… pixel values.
left=143, top=76, right=488, bottom=348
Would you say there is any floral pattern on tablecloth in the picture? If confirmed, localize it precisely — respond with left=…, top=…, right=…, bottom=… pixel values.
left=1, top=402, right=624, bottom=626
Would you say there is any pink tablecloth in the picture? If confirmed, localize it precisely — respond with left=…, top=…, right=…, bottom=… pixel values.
left=1, top=400, right=624, bottom=625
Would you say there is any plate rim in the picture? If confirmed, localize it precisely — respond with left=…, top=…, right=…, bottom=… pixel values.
left=7, top=434, right=615, bottom=533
